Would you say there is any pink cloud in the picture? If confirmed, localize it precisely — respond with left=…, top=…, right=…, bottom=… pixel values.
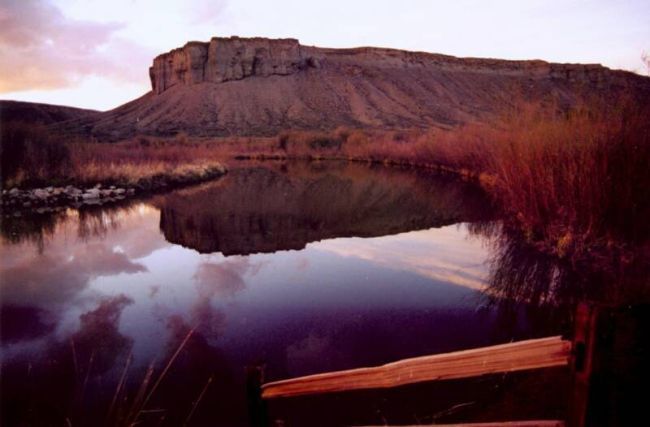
left=189, top=0, right=228, bottom=25
left=0, top=0, right=154, bottom=92
left=193, top=257, right=260, bottom=299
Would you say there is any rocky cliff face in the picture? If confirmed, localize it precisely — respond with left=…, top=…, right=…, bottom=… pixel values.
left=148, top=36, right=615, bottom=95
left=149, top=37, right=314, bottom=93
left=58, top=36, right=650, bottom=139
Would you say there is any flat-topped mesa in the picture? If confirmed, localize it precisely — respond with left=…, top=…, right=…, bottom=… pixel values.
left=59, top=36, right=648, bottom=140
left=149, top=36, right=615, bottom=95
left=149, top=37, right=315, bottom=94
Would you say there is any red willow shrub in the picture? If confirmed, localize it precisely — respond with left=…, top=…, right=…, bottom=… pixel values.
left=1, top=121, right=72, bottom=186
left=3, top=97, right=647, bottom=259
left=1, top=129, right=227, bottom=188
left=479, top=100, right=650, bottom=255
left=312, top=98, right=649, bottom=256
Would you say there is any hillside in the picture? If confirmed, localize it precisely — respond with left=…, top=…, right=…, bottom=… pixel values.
left=45, top=36, right=650, bottom=140
left=0, top=100, right=98, bottom=125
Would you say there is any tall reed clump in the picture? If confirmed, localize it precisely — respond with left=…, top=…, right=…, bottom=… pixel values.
left=319, top=99, right=650, bottom=259
left=479, top=99, right=650, bottom=258
left=1, top=128, right=227, bottom=189
left=1, top=121, right=72, bottom=187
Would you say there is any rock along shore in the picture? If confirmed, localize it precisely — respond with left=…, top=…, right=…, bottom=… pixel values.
left=1, top=164, right=228, bottom=216
left=1, top=185, right=135, bottom=216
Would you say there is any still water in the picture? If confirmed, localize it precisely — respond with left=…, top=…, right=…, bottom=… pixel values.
left=2, top=161, right=641, bottom=426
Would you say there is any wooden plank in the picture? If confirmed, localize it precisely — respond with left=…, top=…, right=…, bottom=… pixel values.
left=262, top=336, right=571, bottom=399
left=356, top=421, right=565, bottom=427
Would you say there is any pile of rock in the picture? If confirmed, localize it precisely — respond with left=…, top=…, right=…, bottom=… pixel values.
left=1, top=184, right=136, bottom=214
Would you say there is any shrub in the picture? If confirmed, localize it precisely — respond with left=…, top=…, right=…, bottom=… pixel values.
left=482, top=99, right=650, bottom=249
left=1, top=121, right=71, bottom=186
left=346, top=130, right=370, bottom=146
left=278, top=132, right=290, bottom=151
left=138, top=136, right=152, bottom=147
left=307, top=134, right=341, bottom=150
left=333, top=126, right=351, bottom=142
left=175, top=131, right=190, bottom=145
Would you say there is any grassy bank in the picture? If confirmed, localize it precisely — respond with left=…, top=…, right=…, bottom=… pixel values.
left=2, top=99, right=648, bottom=262
left=229, top=100, right=650, bottom=261
left=1, top=123, right=226, bottom=190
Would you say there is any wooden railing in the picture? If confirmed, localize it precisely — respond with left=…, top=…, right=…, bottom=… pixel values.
left=262, top=336, right=571, bottom=399
left=355, top=422, right=565, bottom=427
left=252, top=303, right=606, bottom=427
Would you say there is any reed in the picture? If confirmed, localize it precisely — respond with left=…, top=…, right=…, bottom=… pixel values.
left=121, top=328, right=195, bottom=426
left=306, top=99, right=650, bottom=259
left=182, top=376, right=213, bottom=427
left=1, top=125, right=227, bottom=188
left=107, top=352, right=133, bottom=421
left=473, top=99, right=649, bottom=257
left=3, top=96, right=647, bottom=261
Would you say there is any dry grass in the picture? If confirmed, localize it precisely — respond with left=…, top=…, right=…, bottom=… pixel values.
left=68, top=158, right=225, bottom=189
left=3, top=97, right=647, bottom=259
left=1, top=128, right=226, bottom=189
left=319, top=100, right=650, bottom=258
left=1, top=122, right=72, bottom=186
left=259, top=99, right=649, bottom=258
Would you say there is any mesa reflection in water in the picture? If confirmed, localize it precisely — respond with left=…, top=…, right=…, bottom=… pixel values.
left=155, top=161, right=492, bottom=255
left=4, top=161, right=639, bottom=426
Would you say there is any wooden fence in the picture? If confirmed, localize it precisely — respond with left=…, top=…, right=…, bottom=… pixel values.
left=252, top=303, right=609, bottom=427
left=262, top=336, right=571, bottom=399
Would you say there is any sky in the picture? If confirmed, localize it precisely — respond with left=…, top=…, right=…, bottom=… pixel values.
left=1, top=0, right=649, bottom=110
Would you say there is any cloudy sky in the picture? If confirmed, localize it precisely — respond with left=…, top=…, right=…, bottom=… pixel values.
left=1, top=0, right=649, bottom=110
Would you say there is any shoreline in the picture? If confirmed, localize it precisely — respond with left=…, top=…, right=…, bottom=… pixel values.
left=1, top=164, right=227, bottom=216
left=0, top=156, right=639, bottom=269
left=232, top=153, right=490, bottom=182
left=1, top=157, right=480, bottom=216
left=230, top=156, right=637, bottom=265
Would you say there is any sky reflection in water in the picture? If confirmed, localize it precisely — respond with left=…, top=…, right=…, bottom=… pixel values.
left=1, top=163, right=554, bottom=426
left=2, top=205, right=492, bottom=369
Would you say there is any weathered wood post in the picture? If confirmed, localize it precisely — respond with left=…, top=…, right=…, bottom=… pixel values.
left=589, top=303, right=649, bottom=426
left=245, top=364, right=268, bottom=427
left=569, top=302, right=598, bottom=427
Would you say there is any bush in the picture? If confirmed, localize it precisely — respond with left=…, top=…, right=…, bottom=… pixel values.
left=307, top=134, right=342, bottom=150
left=175, top=131, right=190, bottom=145
left=1, top=121, right=71, bottom=186
left=138, top=136, right=152, bottom=147
left=346, top=130, right=370, bottom=146
left=482, top=99, right=650, bottom=249
left=276, top=130, right=345, bottom=153
left=278, top=132, right=290, bottom=151
left=333, top=126, right=351, bottom=142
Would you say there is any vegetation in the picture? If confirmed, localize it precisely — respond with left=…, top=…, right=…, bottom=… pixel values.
left=1, top=124, right=225, bottom=189
left=474, top=101, right=649, bottom=258
left=265, top=99, right=650, bottom=260
left=1, top=122, right=72, bottom=186
left=2, top=97, right=648, bottom=262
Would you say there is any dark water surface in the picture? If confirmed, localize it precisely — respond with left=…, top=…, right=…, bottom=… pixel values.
left=1, top=162, right=647, bottom=426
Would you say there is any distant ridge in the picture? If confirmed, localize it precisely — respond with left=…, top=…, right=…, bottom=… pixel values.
left=0, top=100, right=98, bottom=125
left=37, top=37, right=650, bottom=140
